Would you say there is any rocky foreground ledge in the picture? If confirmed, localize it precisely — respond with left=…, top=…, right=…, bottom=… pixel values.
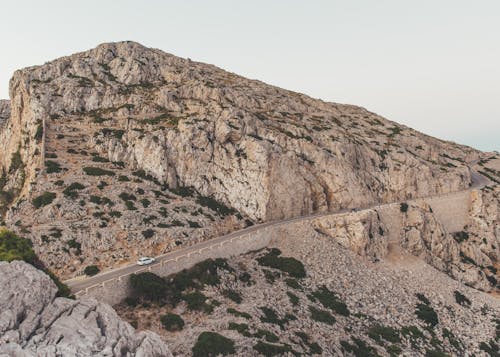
left=0, top=260, right=171, bottom=357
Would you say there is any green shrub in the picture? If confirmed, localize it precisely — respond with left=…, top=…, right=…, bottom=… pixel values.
left=83, top=167, right=115, bottom=176
left=310, top=285, right=350, bottom=316
left=222, top=289, right=242, bottom=304
left=257, top=248, right=306, bottom=278
left=285, top=278, right=301, bottom=290
left=32, top=192, right=56, bottom=208
left=188, top=220, right=202, bottom=228
left=45, top=160, right=62, bottom=174
left=192, top=332, right=235, bottom=357
left=454, top=291, right=471, bottom=306
left=142, top=229, right=155, bottom=239
left=119, top=192, right=136, bottom=201
left=400, top=203, right=409, bottom=213
left=340, top=338, right=379, bottom=357
left=415, top=303, right=439, bottom=327
left=9, top=149, right=23, bottom=173
left=228, top=322, right=250, bottom=336
left=195, top=195, right=236, bottom=216
left=84, top=265, right=100, bottom=276
left=453, top=231, right=469, bottom=243
left=183, top=291, right=213, bottom=313
left=92, top=155, right=109, bottom=163
left=125, top=201, right=137, bottom=210
left=140, top=198, right=151, bottom=208
left=309, top=306, right=336, bottom=325
left=227, top=308, right=251, bottom=319
left=34, top=124, right=43, bottom=141
left=125, top=297, right=138, bottom=307
left=253, top=341, right=295, bottom=356
left=130, top=272, right=167, bottom=301
left=367, top=325, right=401, bottom=344
left=260, top=307, right=288, bottom=329
left=254, top=329, right=279, bottom=343
left=63, top=182, right=85, bottom=198
left=160, top=313, right=184, bottom=331
left=118, top=175, right=130, bottom=182
left=287, top=291, right=299, bottom=306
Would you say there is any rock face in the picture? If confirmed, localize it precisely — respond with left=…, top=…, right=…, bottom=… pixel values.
left=0, top=100, right=9, bottom=124
left=0, top=41, right=485, bottom=278
left=0, top=260, right=172, bottom=357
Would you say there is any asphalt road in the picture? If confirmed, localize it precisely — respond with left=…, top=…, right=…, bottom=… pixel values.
left=66, top=164, right=490, bottom=294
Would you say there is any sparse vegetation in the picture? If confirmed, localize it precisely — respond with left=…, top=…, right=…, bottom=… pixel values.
left=257, top=248, right=306, bottom=278
left=84, top=265, right=100, bottom=276
left=32, top=191, right=56, bottom=208
left=192, top=332, right=235, bottom=357
left=160, top=313, right=184, bottom=331
left=309, top=306, right=336, bottom=325
left=83, top=167, right=115, bottom=176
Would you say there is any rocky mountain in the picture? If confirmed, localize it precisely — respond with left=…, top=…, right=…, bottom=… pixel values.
left=0, top=41, right=484, bottom=279
left=0, top=260, right=171, bottom=356
left=0, top=41, right=499, bottom=356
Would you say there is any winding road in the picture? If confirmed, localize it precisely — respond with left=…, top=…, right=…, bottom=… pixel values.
left=66, top=162, right=491, bottom=295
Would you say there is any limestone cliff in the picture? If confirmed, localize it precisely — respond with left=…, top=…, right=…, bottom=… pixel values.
left=0, top=41, right=483, bottom=277
left=0, top=260, right=171, bottom=356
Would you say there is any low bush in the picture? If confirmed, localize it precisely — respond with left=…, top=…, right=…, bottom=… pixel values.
left=367, top=325, right=401, bottom=344
left=195, top=195, right=236, bottom=216
left=130, top=272, right=167, bottom=301
left=415, top=303, right=439, bottom=327
left=32, top=192, right=56, bottom=208
left=227, top=308, right=251, bottom=319
left=84, top=265, right=100, bottom=276
left=119, top=192, right=136, bottom=201
left=309, top=306, right=336, bottom=325
left=453, top=231, right=469, bottom=243
left=83, top=167, right=115, bottom=176
left=287, top=291, right=299, bottom=306
left=254, top=329, right=279, bottom=343
left=141, top=229, right=155, bottom=239
left=222, top=289, right=242, bottom=304
left=192, top=332, right=235, bottom=357
left=400, top=203, right=409, bottom=213
left=310, top=285, right=350, bottom=316
left=63, top=182, right=85, bottom=198
left=257, top=248, right=306, bottom=278
left=45, top=160, right=62, bottom=174
left=340, top=338, right=379, bottom=357
left=253, top=341, right=294, bottom=356
left=454, top=291, right=471, bottom=306
left=160, top=313, right=184, bottom=331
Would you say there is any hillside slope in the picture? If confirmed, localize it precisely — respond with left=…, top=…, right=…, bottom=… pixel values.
left=0, top=41, right=482, bottom=278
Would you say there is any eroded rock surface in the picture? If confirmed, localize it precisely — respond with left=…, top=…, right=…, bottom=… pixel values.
left=0, top=41, right=482, bottom=277
left=0, top=260, right=171, bottom=357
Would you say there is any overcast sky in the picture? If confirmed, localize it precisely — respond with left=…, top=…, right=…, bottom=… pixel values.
left=1, top=0, right=498, bottom=151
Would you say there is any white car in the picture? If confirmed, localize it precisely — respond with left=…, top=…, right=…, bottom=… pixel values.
left=137, top=257, right=156, bottom=266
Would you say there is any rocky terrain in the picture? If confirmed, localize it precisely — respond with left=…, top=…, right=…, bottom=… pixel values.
left=115, top=226, right=500, bottom=356
left=0, top=260, right=171, bottom=356
left=0, top=41, right=484, bottom=279
left=0, top=41, right=499, bottom=356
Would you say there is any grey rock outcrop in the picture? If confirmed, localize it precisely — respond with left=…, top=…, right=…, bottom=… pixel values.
left=0, top=260, right=172, bottom=357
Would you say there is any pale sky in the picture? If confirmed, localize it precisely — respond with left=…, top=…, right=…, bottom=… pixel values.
left=1, top=0, right=498, bottom=151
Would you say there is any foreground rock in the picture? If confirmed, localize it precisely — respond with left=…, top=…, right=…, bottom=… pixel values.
left=0, top=260, right=172, bottom=357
